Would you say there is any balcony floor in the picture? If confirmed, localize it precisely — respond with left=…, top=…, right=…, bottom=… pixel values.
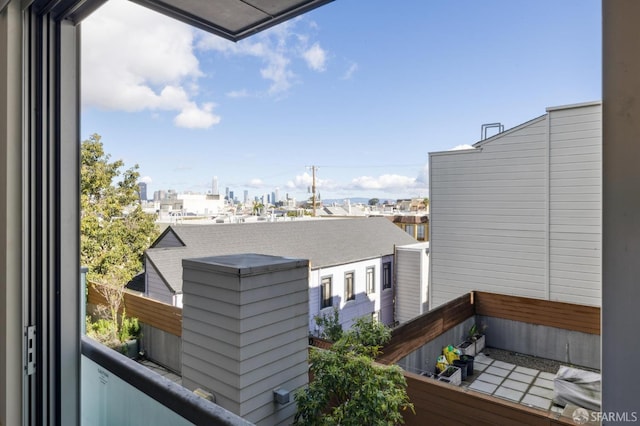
left=461, top=349, right=600, bottom=415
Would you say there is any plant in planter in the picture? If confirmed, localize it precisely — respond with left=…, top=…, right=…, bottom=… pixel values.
left=468, top=323, right=487, bottom=354
left=438, top=366, right=462, bottom=386
left=456, top=339, right=476, bottom=356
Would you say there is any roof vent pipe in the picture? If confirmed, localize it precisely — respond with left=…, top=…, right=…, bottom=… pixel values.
left=481, top=122, right=504, bottom=140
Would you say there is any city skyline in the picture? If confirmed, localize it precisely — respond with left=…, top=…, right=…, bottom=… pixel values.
left=80, top=0, right=601, bottom=201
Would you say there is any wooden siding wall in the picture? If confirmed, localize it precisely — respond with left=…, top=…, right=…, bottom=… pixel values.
left=378, top=293, right=474, bottom=365
left=401, top=372, right=574, bottom=426
left=429, top=103, right=602, bottom=308
left=429, top=117, right=549, bottom=307
left=87, top=284, right=182, bottom=336
left=548, top=104, right=601, bottom=306
left=474, top=291, right=600, bottom=335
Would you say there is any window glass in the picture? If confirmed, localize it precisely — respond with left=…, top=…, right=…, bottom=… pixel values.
left=321, top=276, right=332, bottom=309
left=345, top=272, right=355, bottom=301
left=383, top=262, right=392, bottom=290
left=366, top=266, right=375, bottom=294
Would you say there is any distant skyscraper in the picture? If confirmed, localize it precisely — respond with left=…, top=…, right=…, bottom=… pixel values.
left=137, top=182, right=147, bottom=202
left=225, top=187, right=230, bottom=200
left=271, top=191, right=276, bottom=205
left=212, top=176, right=219, bottom=196
left=229, top=190, right=234, bottom=202
left=243, top=190, right=249, bottom=204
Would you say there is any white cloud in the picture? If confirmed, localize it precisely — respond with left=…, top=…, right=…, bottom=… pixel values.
left=285, top=171, right=429, bottom=197
left=140, top=176, right=152, bottom=184
left=247, top=178, right=264, bottom=188
left=449, top=144, right=475, bottom=151
left=342, top=62, right=358, bottom=80
left=197, top=20, right=327, bottom=96
left=174, top=102, right=220, bottom=129
left=226, top=89, right=250, bottom=99
left=82, top=0, right=219, bottom=129
left=350, top=174, right=417, bottom=191
left=302, top=43, right=327, bottom=71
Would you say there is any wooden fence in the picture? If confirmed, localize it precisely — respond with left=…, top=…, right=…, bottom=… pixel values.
left=473, top=291, right=600, bottom=335
left=377, top=293, right=474, bottom=365
left=401, top=372, right=575, bottom=426
left=87, top=284, right=183, bottom=336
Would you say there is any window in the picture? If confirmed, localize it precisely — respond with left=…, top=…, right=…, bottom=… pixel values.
left=383, top=262, right=392, bottom=290
left=321, top=276, right=333, bottom=309
left=366, top=266, right=375, bottom=294
left=405, top=224, right=415, bottom=238
left=417, top=224, right=426, bottom=241
left=345, top=272, right=355, bottom=301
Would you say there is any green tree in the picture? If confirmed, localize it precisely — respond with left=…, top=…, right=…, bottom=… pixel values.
left=314, top=307, right=343, bottom=342
left=295, top=317, right=414, bottom=425
left=368, top=198, right=379, bottom=206
left=81, top=133, right=159, bottom=344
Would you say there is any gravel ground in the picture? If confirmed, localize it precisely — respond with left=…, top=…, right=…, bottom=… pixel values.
left=481, top=347, right=600, bottom=374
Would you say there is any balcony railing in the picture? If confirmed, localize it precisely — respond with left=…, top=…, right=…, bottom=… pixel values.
left=80, top=336, right=253, bottom=426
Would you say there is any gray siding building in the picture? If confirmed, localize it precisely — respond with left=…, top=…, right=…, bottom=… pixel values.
left=429, top=101, right=601, bottom=308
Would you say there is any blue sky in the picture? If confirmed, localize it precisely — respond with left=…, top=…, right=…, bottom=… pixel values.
left=81, top=0, right=601, bottom=202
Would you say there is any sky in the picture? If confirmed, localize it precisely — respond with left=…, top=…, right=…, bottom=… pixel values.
left=80, top=0, right=601, bottom=203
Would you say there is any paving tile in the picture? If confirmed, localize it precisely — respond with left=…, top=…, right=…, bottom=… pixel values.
left=514, top=366, right=539, bottom=376
left=528, top=386, right=555, bottom=400
left=492, top=360, right=516, bottom=371
left=494, top=386, right=524, bottom=402
left=476, top=372, right=504, bottom=385
left=534, top=377, right=554, bottom=389
left=469, top=380, right=498, bottom=394
left=508, top=371, right=535, bottom=384
left=474, top=363, right=488, bottom=373
left=538, top=371, right=557, bottom=381
left=474, top=354, right=493, bottom=365
left=522, top=394, right=552, bottom=410
left=501, top=378, right=530, bottom=392
left=485, top=366, right=511, bottom=377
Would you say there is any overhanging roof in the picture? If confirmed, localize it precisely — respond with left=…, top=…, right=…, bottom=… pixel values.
left=28, top=0, right=334, bottom=42
left=129, top=0, right=335, bottom=41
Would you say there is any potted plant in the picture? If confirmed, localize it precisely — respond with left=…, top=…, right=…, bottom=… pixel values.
left=468, top=323, right=486, bottom=354
left=118, top=315, right=141, bottom=358
left=437, top=366, right=462, bottom=386
left=456, top=339, right=476, bottom=356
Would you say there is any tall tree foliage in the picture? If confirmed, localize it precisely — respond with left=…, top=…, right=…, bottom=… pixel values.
left=295, top=317, right=414, bottom=425
left=81, top=133, right=158, bottom=342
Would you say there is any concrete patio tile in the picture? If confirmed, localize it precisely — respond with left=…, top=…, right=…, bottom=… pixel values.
left=492, top=360, right=516, bottom=371
left=514, top=366, right=539, bottom=376
left=474, top=363, right=488, bottom=373
left=534, top=377, right=554, bottom=389
left=494, top=386, right=524, bottom=402
left=485, top=366, right=511, bottom=377
left=522, top=394, right=552, bottom=410
left=508, top=371, right=535, bottom=384
left=528, top=386, right=555, bottom=400
left=476, top=372, right=504, bottom=385
left=538, top=371, right=557, bottom=381
left=501, top=378, right=530, bottom=392
left=469, top=380, right=498, bottom=394
left=474, top=354, right=493, bottom=365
